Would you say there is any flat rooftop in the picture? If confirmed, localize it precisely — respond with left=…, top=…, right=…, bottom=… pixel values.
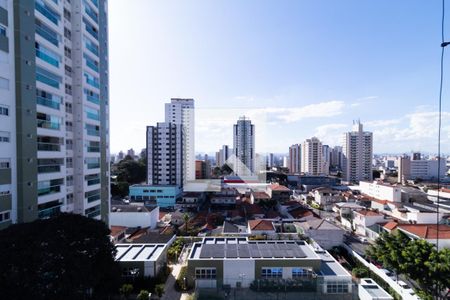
left=190, top=237, right=318, bottom=260
left=115, top=243, right=167, bottom=262
left=359, top=278, right=393, bottom=299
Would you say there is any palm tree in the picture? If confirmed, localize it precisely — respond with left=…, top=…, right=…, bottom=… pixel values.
left=183, top=213, right=190, bottom=235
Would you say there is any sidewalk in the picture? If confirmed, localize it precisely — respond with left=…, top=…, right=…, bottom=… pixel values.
left=161, top=246, right=191, bottom=300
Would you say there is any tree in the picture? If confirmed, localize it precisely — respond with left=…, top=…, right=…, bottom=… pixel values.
left=136, top=290, right=150, bottom=300
left=155, top=284, right=165, bottom=298
left=0, top=213, right=121, bottom=300
left=183, top=213, right=190, bottom=235
left=120, top=284, right=134, bottom=300
left=114, top=156, right=146, bottom=184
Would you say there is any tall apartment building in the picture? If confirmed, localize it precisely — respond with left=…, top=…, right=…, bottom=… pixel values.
left=342, top=121, right=373, bottom=183
left=301, top=137, right=324, bottom=175
left=215, top=144, right=230, bottom=167
left=0, top=0, right=109, bottom=229
left=146, top=123, right=183, bottom=186
left=289, top=144, right=301, bottom=174
left=165, top=98, right=194, bottom=183
left=330, top=146, right=343, bottom=170
left=322, top=144, right=330, bottom=175
left=233, top=116, right=255, bottom=176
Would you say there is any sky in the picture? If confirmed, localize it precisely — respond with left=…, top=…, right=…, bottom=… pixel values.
left=108, top=0, right=450, bottom=155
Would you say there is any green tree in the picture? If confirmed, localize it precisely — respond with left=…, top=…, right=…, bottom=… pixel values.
left=0, top=213, right=121, bottom=300
left=114, top=155, right=146, bottom=184
left=155, top=284, right=165, bottom=298
left=120, top=284, right=134, bottom=299
left=136, top=289, right=150, bottom=300
left=183, top=213, right=190, bottom=235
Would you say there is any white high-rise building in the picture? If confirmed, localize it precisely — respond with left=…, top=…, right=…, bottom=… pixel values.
left=146, top=123, right=183, bottom=186
left=216, top=145, right=230, bottom=167
left=301, top=137, right=324, bottom=175
left=342, top=121, right=373, bottom=183
left=322, top=144, right=330, bottom=175
left=165, top=98, right=195, bottom=184
left=289, top=144, right=301, bottom=174
left=0, top=0, right=110, bottom=229
left=233, top=116, right=255, bottom=176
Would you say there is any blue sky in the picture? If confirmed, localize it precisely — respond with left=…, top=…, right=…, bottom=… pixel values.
left=109, top=0, right=449, bottom=155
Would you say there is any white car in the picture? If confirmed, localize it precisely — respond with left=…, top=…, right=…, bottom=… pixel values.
left=397, top=280, right=415, bottom=295
left=358, top=236, right=368, bottom=243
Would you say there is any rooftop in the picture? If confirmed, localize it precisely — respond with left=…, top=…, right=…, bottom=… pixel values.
left=397, top=224, right=450, bottom=239
left=251, top=191, right=271, bottom=199
left=355, top=209, right=383, bottom=217
left=115, top=243, right=168, bottom=262
left=269, top=183, right=291, bottom=192
left=359, top=278, right=393, bottom=299
left=248, top=219, right=275, bottom=231
left=110, top=204, right=156, bottom=213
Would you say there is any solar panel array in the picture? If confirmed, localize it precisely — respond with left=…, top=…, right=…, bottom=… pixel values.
left=199, top=242, right=307, bottom=259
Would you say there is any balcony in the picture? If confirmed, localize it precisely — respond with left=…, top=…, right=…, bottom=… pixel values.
left=37, top=95, right=60, bottom=110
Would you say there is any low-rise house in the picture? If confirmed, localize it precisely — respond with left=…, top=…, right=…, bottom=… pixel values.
left=248, top=219, right=276, bottom=236
left=187, top=237, right=353, bottom=299
left=250, top=191, right=271, bottom=204
left=397, top=224, right=450, bottom=250
left=244, top=203, right=265, bottom=219
left=110, top=226, right=127, bottom=244
left=115, top=235, right=176, bottom=279
left=221, top=220, right=248, bottom=236
left=353, top=210, right=386, bottom=236
left=109, top=204, right=159, bottom=229
left=311, top=187, right=343, bottom=211
left=391, top=203, right=447, bottom=224
left=267, top=183, right=291, bottom=203
left=176, top=192, right=205, bottom=211
left=297, top=218, right=345, bottom=249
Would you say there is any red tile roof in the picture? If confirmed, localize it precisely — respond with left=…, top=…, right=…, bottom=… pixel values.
left=398, top=224, right=450, bottom=239
left=355, top=210, right=383, bottom=217
left=248, top=219, right=275, bottom=231
left=252, top=192, right=271, bottom=199
left=269, top=184, right=291, bottom=191
left=289, top=209, right=314, bottom=219
left=245, top=204, right=264, bottom=215
left=383, top=221, right=398, bottom=230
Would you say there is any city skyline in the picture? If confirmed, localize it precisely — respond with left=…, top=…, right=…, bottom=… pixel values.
left=109, top=1, right=449, bottom=155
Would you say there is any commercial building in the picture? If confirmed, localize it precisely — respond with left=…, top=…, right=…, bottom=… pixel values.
left=115, top=235, right=176, bottom=278
left=109, top=204, right=159, bottom=229
left=342, top=121, right=373, bottom=183
left=398, top=155, right=446, bottom=183
left=195, top=160, right=209, bottom=179
left=165, top=98, right=195, bottom=183
left=233, top=116, right=255, bottom=176
left=301, top=137, right=324, bottom=175
left=146, top=122, right=183, bottom=186
left=187, top=237, right=352, bottom=298
left=0, top=0, right=110, bottom=229
left=289, top=144, right=301, bottom=174
left=359, top=181, right=402, bottom=203
left=129, top=184, right=182, bottom=208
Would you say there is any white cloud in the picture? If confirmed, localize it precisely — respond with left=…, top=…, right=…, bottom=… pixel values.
left=314, top=123, right=348, bottom=146
left=365, top=119, right=401, bottom=127
left=351, top=96, right=378, bottom=107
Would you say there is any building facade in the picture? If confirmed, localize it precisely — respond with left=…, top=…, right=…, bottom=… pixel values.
left=342, top=121, right=373, bottom=183
left=233, top=116, right=255, bottom=176
left=398, top=155, right=446, bottom=183
left=301, top=137, right=324, bottom=175
left=165, top=98, right=195, bottom=183
left=146, top=122, right=183, bottom=186
left=0, top=0, right=110, bottom=229
left=289, top=144, right=301, bottom=174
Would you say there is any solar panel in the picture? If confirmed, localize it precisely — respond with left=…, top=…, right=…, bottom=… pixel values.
left=237, top=245, right=251, bottom=258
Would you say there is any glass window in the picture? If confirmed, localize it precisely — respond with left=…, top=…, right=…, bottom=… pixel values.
left=85, top=157, right=100, bottom=169
left=86, top=123, right=100, bottom=136
left=195, top=268, right=216, bottom=279
left=84, top=88, right=100, bottom=105
left=0, top=24, right=6, bottom=37
left=0, top=77, right=9, bottom=90
left=85, top=188, right=101, bottom=202
left=85, top=106, right=100, bottom=121
left=36, top=42, right=61, bottom=67
left=35, top=18, right=60, bottom=46
left=35, top=0, right=61, bottom=25
left=84, top=72, right=99, bottom=88
left=83, top=53, right=99, bottom=72
left=0, top=105, right=9, bottom=116
left=261, top=268, right=283, bottom=279
left=36, top=88, right=62, bottom=110
left=36, top=66, right=62, bottom=89
left=37, top=112, right=61, bottom=130
left=0, top=131, right=10, bottom=142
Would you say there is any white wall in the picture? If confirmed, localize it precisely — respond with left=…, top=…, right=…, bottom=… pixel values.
left=109, top=208, right=159, bottom=228
left=359, top=181, right=401, bottom=202
left=223, top=259, right=255, bottom=288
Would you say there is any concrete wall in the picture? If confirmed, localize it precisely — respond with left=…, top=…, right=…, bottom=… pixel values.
left=109, top=208, right=158, bottom=228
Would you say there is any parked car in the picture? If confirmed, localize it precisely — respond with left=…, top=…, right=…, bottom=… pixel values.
left=397, top=280, right=415, bottom=295
left=358, top=236, right=368, bottom=243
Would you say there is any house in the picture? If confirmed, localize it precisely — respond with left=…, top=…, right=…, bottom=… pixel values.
left=397, top=224, right=450, bottom=250
left=110, top=226, right=127, bottom=244
left=358, top=278, right=393, bottom=300
left=311, top=187, right=343, bottom=211
left=250, top=191, right=271, bottom=204
left=296, top=218, right=345, bottom=249
left=247, top=219, right=276, bottom=236
left=187, top=237, right=353, bottom=299
left=115, top=235, right=176, bottom=279
left=221, top=220, right=248, bottom=236
left=109, top=204, right=159, bottom=229
left=352, top=210, right=386, bottom=236
left=267, top=183, right=291, bottom=203
left=244, top=203, right=265, bottom=219
left=210, top=188, right=239, bottom=207
left=391, top=203, right=447, bottom=224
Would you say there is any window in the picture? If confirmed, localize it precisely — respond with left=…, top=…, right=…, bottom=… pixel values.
left=261, top=268, right=282, bottom=279
left=37, top=158, right=63, bottom=174
left=292, top=268, right=314, bottom=278
left=66, top=193, right=74, bottom=204
left=84, top=71, right=99, bottom=88
left=66, top=157, right=73, bottom=168
left=0, top=158, right=10, bottom=169
left=85, top=174, right=100, bottom=186
left=63, top=8, right=71, bottom=21
left=37, top=178, right=64, bottom=196
left=0, top=105, right=8, bottom=116
left=37, top=135, right=61, bottom=151
left=84, top=35, right=98, bottom=56
left=86, top=123, right=100, bottom=136
left=83, top=53, right=99, bottom=72
left=65, top=83, right=72, bottom=95
left=87, top=140, right=100, bottom=152
left=195, top=268, right=216, bottom=279
left=85, top=188, right=101, bottom=202
left=0, top=131, right=10, bottom=142
left=83, top=0, right=98, bottom=23
left=85, top=106, right=99, bottom=120
left=0, top=77, right=9, bottom=90
left=35, top=18, right=60, bottom=46
left=0, top=210, right=11, bottom=223
left=36, top=88, right=62, bottom=110
left=37, top=112, right=61, bottom=130
left=66, top=139, right=73, bottom=150
left=66, top=175, right=73, bottom=186
left=83, top=17, right=98, bottom=40
left=64, top=46, right=71, bottom=58
left=85, top=204, right=100, bottom=218
left=36, top=66, right=62, bottom=89
left=35, top=0, right=61, bottom=25
left=84, top=88, right=100, bottom=105
left=0, top=24, right=6, bottom=37
left=85, top=157, right=100, bottom=169
left=326, top=281, right=349, bottom=294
